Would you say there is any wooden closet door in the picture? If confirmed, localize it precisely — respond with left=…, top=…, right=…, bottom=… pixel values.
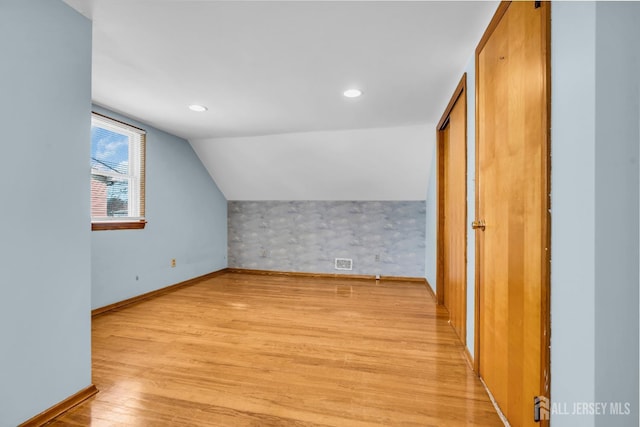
left=475, top=2, right=550, bottom=426
left=438, top=76, right=467, bottom=345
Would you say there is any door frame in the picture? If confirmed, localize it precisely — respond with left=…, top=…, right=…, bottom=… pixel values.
left=473, top=0, right=551, bottom=403
left=436, top=74, right=468, bottom=345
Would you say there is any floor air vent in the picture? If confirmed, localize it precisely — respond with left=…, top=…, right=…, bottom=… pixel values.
left=335, top=258, right=353, bottom=271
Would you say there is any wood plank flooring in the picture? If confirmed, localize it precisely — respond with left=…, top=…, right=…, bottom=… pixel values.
left=50, top=272, right=502, bottom=426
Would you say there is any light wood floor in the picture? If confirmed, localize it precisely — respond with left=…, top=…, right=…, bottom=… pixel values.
left=51, top=272, right=502, bottom=426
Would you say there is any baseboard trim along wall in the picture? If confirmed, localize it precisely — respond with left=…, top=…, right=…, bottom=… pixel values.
left=18, top=385, right=98, bottom=427
left=91, top=269, right=229, bottom=317
left=227, top=267, right=428, bottom=284
left=424, top=278, right=436, bottom=301
left=464, top=347, right=475, bottom=372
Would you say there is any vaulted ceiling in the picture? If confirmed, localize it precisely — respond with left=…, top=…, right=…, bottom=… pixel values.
left=64, top=0, right=498, bottom=200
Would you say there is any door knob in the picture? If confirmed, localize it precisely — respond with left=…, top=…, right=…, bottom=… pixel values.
left=472, top=220, right=486, bottom=231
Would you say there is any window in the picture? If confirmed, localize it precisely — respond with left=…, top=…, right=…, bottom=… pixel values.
left=91, top=112, right=146, bottom=230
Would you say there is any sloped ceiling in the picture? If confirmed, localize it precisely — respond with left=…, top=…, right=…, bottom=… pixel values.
left=64, top=0, right=498, bottom=200
left=191, top=124, right=432, bottom=200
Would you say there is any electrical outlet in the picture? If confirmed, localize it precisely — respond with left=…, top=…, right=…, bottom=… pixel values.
left=375, top=254, right=380, bottom=262
left=171, top=259, right=176, bottom=268
left=261, top=249, right=268, bottom=258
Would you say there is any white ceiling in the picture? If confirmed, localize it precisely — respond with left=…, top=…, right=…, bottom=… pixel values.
left=64, top=0, right=498, bottom=200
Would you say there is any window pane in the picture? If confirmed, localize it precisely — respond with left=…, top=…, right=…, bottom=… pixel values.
left=90, top=113, right=145, bottom=226
left=91, top=174, right=129, bottom=217
left=91, top=126, right=129, bottom=175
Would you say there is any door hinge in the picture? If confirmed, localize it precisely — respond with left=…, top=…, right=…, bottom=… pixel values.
left=535, top=1, right=541, bottom=8
left=534, top=395, right=549, bottom=422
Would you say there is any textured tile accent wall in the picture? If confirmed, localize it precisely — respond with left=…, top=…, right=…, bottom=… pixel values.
left=228, top=201, right=426, bottom=277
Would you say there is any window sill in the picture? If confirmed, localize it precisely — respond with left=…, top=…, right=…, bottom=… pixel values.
left=92, top=220, right=147, bottom=231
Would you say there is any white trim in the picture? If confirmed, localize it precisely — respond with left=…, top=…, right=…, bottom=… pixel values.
left=92, top=113, right=146, bottom=135
left=91, top=113, right=144, bottom=221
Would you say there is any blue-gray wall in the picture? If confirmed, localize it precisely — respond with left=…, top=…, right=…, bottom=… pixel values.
left=553, top=3, right=639, bottom=425
left=91, top=106, right=228, bottom=309
left=463, top=61, right=476, bottom=357
left=425, top=157, right=437, bottom=287
left=229, top=201, right=425, bottom=277
left=593, top=2, right=639, bottom=425
left=0, top=1, right=92, bottom=425
left=551, top=4, right=597, bottom=425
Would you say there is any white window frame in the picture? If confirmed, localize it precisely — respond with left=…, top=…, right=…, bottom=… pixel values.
left=91, top=112, right=146, bottom=230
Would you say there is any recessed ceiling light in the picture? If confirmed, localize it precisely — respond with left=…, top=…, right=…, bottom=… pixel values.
left=188, top=104, right=208, bottom=112
left=343, top=89, right=362, bottom=98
